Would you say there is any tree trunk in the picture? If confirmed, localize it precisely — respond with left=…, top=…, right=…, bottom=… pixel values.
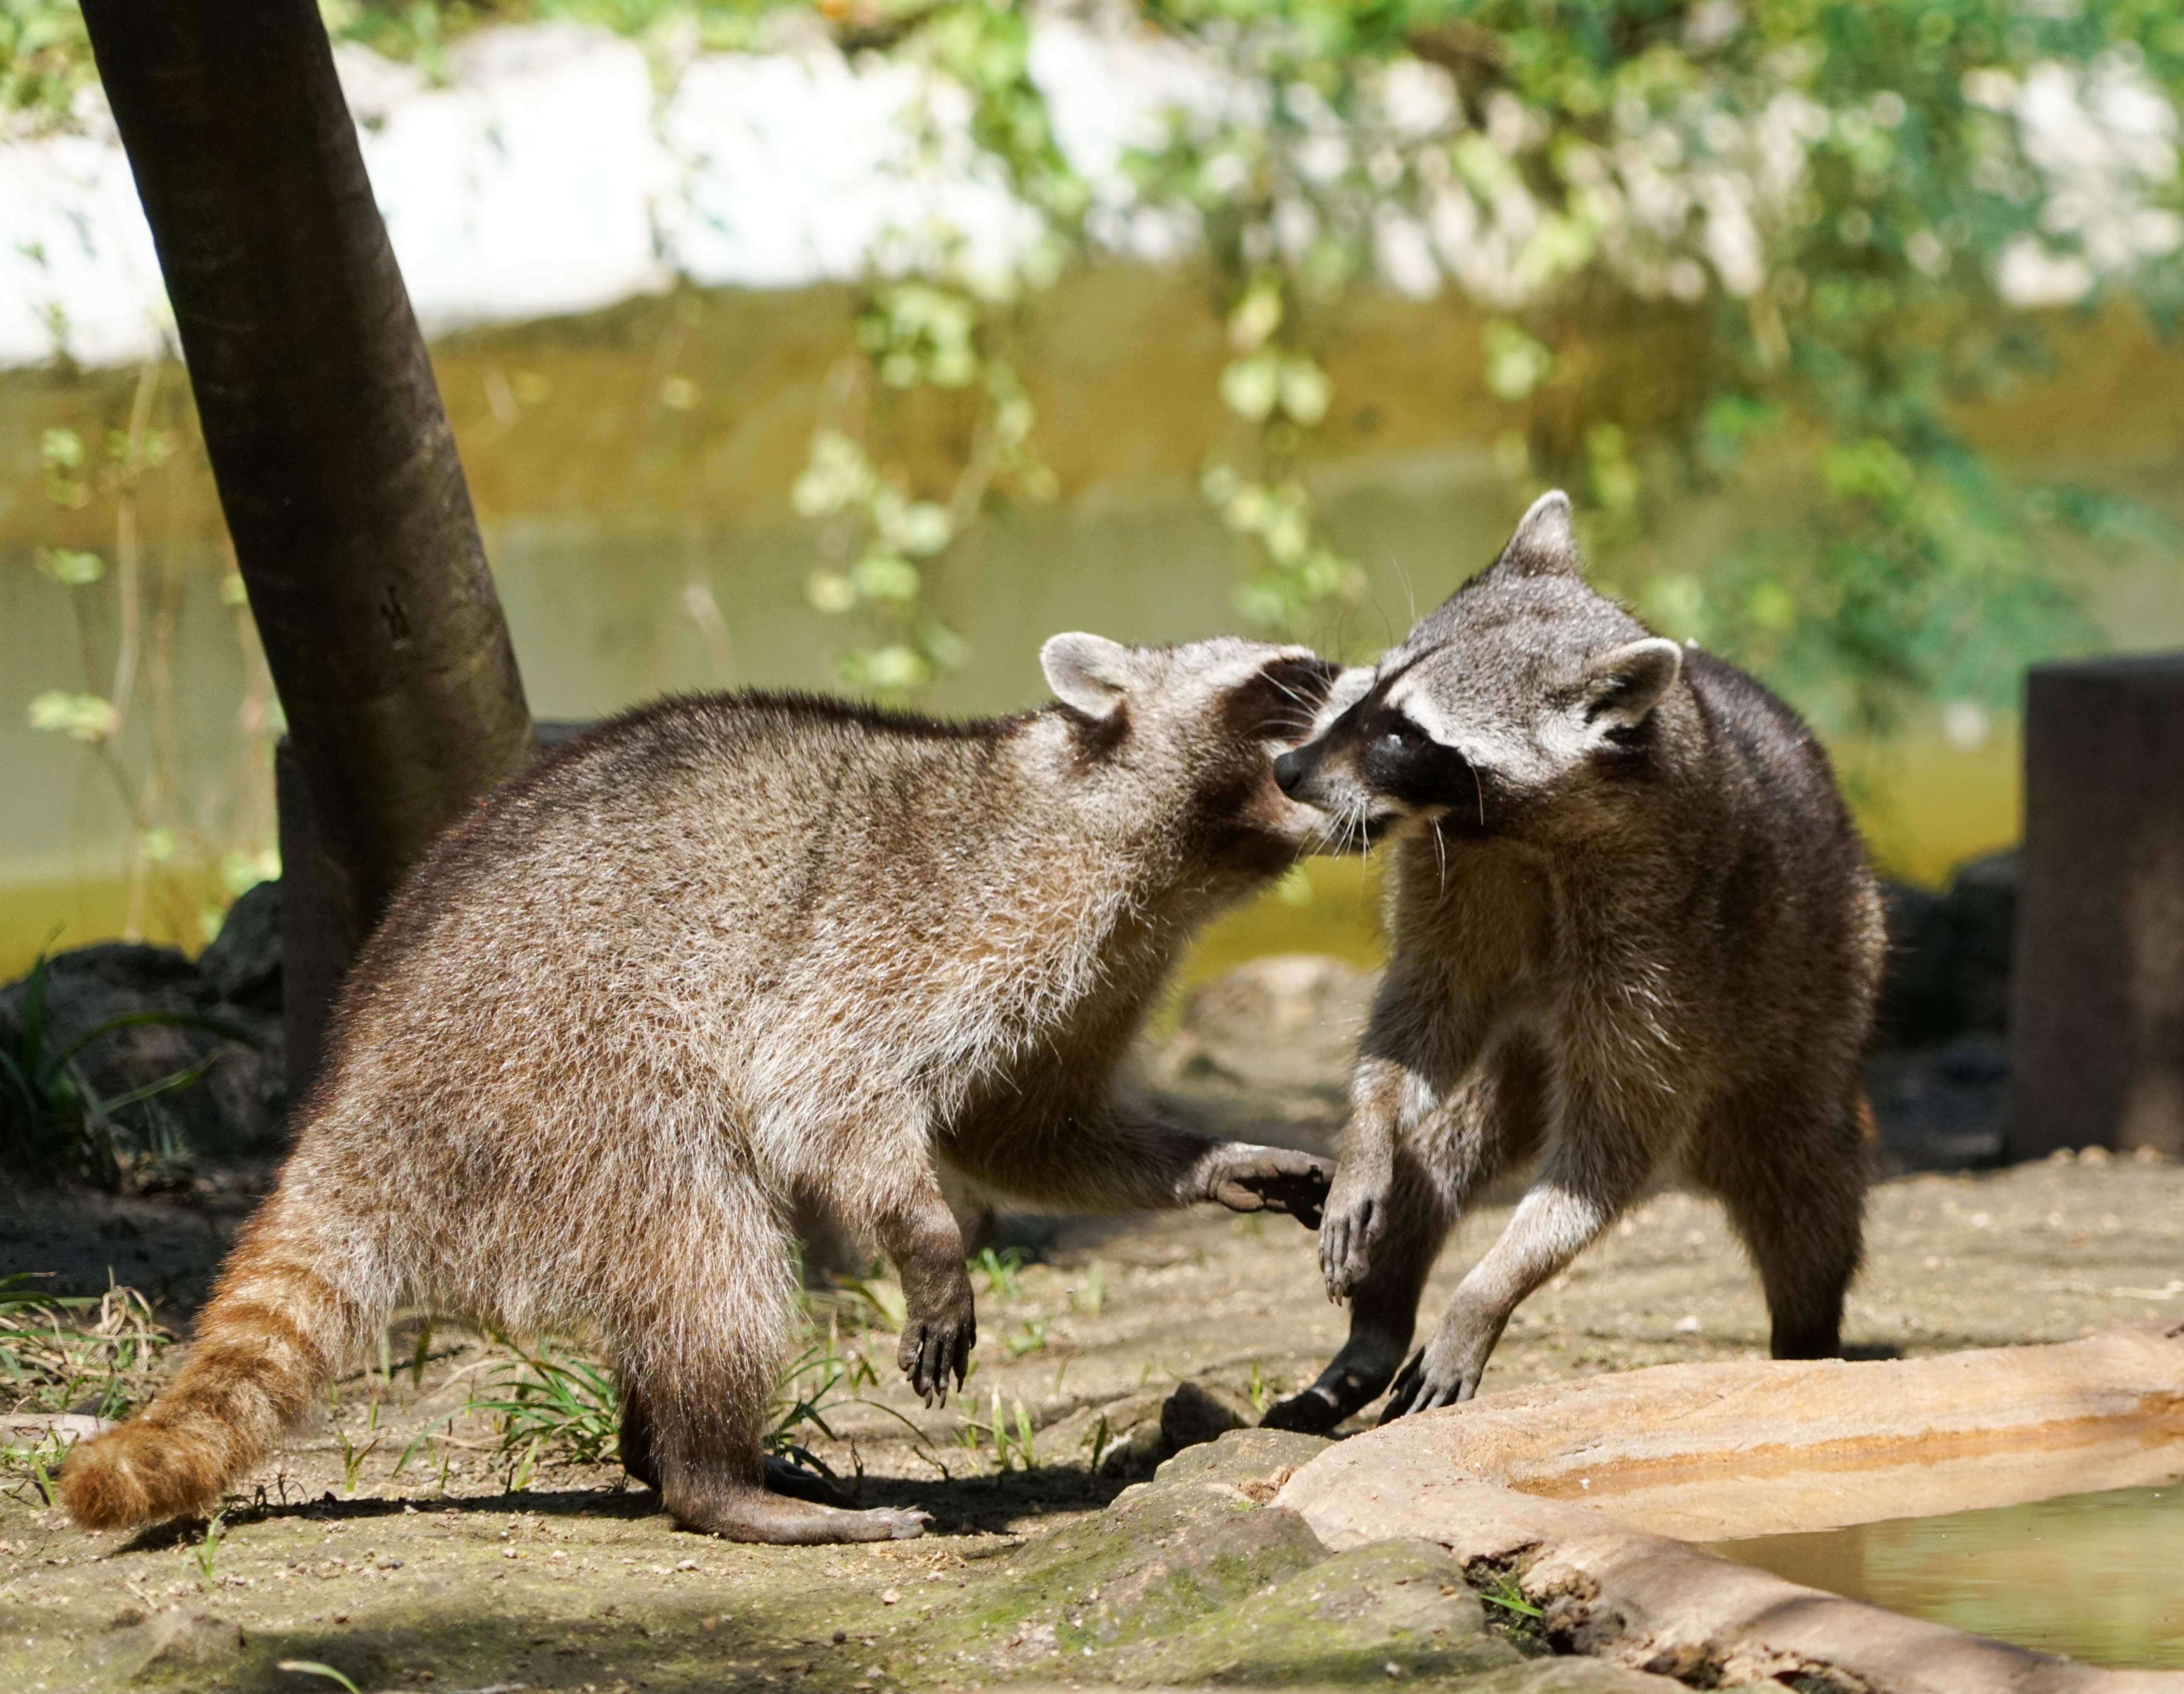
left=79, top=0, right=536, bottom=1047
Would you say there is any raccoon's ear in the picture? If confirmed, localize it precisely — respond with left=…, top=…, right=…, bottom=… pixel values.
left=1041, top=632, right=1135, bottom=719
left=1489, top=490, right=1582, bottom=580
left=1581, top=637, right=1683, bottom=735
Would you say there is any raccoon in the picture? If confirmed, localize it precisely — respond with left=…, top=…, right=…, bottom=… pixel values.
left=1261, top=493, right=1883, bottom=1432
left=62, top=634, right=1338, bottom=1544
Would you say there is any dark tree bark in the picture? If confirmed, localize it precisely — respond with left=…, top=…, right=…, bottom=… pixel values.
left=80, top=0, right=536, bottom=1069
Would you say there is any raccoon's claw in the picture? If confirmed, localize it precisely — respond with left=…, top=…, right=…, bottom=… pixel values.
left=1204, top=1145, right=1333, bottom=1228
left=1319, top=1190, right=1381, bottom=1300
left=1377, top=1344, right=1481, bottom=1422
left=899, top=1312, right=975, bottom=1408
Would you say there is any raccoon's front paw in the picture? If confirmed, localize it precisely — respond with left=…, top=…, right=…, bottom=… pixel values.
left=1201, top=1144, right=1332, bottom=1228
left=898, top=1293, right=976, bottom=1408
left=1377, top=1308, right=1502, bottom=1420
left=1318, top=1179, right=1387, bottom=1301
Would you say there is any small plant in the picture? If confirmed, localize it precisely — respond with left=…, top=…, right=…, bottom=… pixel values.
left=0, top=952, right=245, bottom=1191
left=2, top=1428, right=67, bottom=1503
left=960, top=1387, right=1037, bottom=1473
left=970, top=1246, right=1029, bottom=1300
left=330, top=1391, right=381, bottom=1494
left=277, top=1662, right=362, bottom=1694
left=765, top=1327, right=875, bottom=1463
left=1246, top=1360, right=1274, bottom=1416
left=1068, top=1266, right=1106, bottom=1317
left=191, top=1509, right=226, bottom=1585
left=476, top=1340, right=620, bottom=1472
left=1004, top=1318, right=1047, bottom=1358
left=1082, top=1413, right=1112, bottom=1472
left=391, top=1405, right=467, bottom=1484
left=0, top=1275, right=172, bottom=1429
left=832, top=1273, right=906, bottom=1334
left=1473, top=1565, right=1547, bottom=1651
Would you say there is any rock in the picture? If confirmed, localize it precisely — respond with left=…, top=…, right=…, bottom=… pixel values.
left=1274, top=1327, right=2184, bottom=1694
left=1124, top=1538, right=1517, bottom=1687
left=197, top=879, right=283, bottom=1011
left=0, top=937, right=288, bottom=1170
left=1085, top=1432, right=1335, bottom=1641
left=1274, top=1322, right=2184, bottom=1546
left=1875, top=852, right=2017, bottom=1049
left=1159, top=1379, right=1252, bottom=1453
left=1168, top=953, right=1375, bottom=1092
left=1875, top=880, right=1952, bottom=1046
left=1865, top=1036, right=2010, bottom=1170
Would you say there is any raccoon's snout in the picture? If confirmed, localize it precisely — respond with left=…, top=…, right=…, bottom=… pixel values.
left=1273, top=747, right=1310, bottom=797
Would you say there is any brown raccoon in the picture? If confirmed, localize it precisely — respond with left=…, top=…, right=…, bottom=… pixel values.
left=1261, top=495, right=1884, bottom=1432
left=62, top=634, right=1338, bottom=1544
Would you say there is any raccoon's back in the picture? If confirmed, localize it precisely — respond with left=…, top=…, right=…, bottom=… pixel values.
left=311, top=692, right=1026, bottom=1135
left=1678, top=650, right=1884, bottom=1015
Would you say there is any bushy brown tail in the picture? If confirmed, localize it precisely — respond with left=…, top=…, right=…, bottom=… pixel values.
left=62, top=1205, right=370, bottom=1530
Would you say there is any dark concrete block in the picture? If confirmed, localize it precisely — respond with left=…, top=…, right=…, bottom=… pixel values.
left=2007, top=654, right=2184, bottom=1160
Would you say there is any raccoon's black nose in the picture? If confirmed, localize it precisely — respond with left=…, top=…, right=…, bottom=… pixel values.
left=1274, top=748, right=1309, bottom=796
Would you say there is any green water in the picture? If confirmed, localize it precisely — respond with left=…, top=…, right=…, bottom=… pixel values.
left=1716, top=1484, right=2184, bottom=1669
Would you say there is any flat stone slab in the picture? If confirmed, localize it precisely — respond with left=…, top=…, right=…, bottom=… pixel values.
left=1278, top=1321, right=2184, bottom=1693
left=1283, top=1319, right=2184, bottom=1543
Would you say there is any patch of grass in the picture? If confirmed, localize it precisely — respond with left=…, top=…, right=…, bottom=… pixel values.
left=0, top=1274, right=172, bottom=1425
left=476, top=1340, right=620, bottom=1480
left=1469, top=1562, right=1548, bottom=1653
left=958, top=1386, right=1037, bottom=1472
left=1004, top=1318, right=1048, bottom=1357
left=328, top=1387, right=383, bottom=1495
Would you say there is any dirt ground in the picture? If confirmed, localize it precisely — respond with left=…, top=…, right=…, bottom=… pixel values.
left=2, top=1120, right=2180, bottom=1692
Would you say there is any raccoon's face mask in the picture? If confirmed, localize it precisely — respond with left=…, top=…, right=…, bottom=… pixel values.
left=1039, top=632, right=1345, bottom=849
left=1272, top=665, right=1484, bottom=845
left=1273, top=635, right=1683, bottom=842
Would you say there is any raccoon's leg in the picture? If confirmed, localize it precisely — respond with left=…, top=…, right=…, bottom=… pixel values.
left=937, top=1102, right=1331, bottom=1225
left=616, top=1196, right=929, bottom=1545
left=1692, top=1083, right=1868, bottom=1360
left=618, top=1380, right=658, bottom=1489
left=1266, top=1042, right=1547, bottom=1434
left=620, top=1382, right=852, bottom=1506
left=1260, top=1138, right=1454, bottom=1433
left=874, top=1178, right=978, bottom=1409
left=1382, top=1088, right=1669, bottom=1419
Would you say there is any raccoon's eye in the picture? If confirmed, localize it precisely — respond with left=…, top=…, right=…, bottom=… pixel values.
left=1383, top=717, right=1426, bottom=750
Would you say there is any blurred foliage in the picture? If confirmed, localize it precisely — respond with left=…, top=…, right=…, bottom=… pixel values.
left=1123, top=0, right=2184, bottom=729
left=7, top=0, right=2183, bottom=728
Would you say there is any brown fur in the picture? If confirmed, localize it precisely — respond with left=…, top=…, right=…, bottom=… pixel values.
left=1262, top=495, right=1884, bottom=1432
left=63, top=636, right=1339, bottom=1542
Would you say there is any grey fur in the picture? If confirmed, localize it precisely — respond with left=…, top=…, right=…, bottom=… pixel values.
left=1262, top=493, right=1884, bottom=1431
left=64, top=635, right=1340, bottom=1544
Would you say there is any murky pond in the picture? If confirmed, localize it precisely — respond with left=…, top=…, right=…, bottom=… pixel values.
left=1714, top=1483, right=2184, bottom=1670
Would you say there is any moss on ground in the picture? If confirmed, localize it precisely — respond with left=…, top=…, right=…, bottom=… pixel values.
left=0, top=1429, right=1706, bottom=1693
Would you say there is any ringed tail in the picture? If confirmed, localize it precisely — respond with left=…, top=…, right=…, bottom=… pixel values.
left=60, top=1202, right=370, bottom=1530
